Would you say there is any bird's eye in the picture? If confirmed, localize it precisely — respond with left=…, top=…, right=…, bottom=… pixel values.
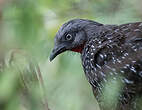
left=65, top=34, right=73, bottom=41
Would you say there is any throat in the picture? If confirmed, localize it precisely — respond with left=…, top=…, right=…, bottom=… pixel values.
left=71, top=45, right=84, bottom=53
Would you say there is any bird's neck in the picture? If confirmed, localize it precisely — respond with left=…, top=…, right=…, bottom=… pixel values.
left=85, top=25, right=103, bottom=40
left=71, top=22, right=103, bottom=53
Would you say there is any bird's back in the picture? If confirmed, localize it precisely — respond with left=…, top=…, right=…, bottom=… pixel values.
left=81, top=22, right=142, bottom=110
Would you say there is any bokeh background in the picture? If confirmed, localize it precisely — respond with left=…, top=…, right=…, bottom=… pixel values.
left=0, top=0, right=142, bottom=110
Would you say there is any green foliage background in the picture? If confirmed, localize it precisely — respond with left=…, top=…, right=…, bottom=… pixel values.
left=0, top=0, right=142, bottom=110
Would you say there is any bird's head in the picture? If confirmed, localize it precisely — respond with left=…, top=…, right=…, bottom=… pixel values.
left=49, top=19, right=103, bottom=61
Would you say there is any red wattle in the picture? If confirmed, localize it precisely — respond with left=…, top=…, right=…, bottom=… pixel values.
left=71, top=45, right=84, bottom=53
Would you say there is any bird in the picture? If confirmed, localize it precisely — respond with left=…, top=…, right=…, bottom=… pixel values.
left=49, top=19, right=142, bottom=110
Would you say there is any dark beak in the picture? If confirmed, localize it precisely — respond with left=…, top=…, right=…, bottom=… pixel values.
left=49, top=44, right=66, bottom=61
